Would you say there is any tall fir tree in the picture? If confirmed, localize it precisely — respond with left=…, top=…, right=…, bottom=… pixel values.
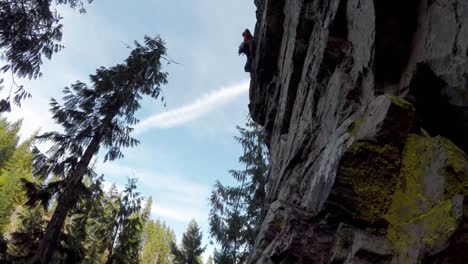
left=141, top=219, right=176, bottom=264
left=0, top=118, right=21, bottom=168
left=0, top=138, right=34, bottom=234
left=209, top=117, right=269, bottom=263
left=88, top=184, right=121, bottom=262
left=141, top=219, right=161, bottom=264
left=23, top=35, right=168, bottom=263
left=105, top=178, right=146, bottom=264
left=0, top=118, right=30, bottom=233
left=171, top=220, right=205, bottom=264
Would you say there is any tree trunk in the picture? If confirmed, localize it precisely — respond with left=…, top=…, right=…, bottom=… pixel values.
left=104, top=220, right=121, bottom=264
left=31, top=175, right=82, bottom=263
left=32, top=110, right=117, bottom=264
left=104, top=255, right=114, bottom=264
left=105, top=188, right=129, bottom=264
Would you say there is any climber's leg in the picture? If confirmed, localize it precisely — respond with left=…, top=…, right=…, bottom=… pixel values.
left=245, top=56, right=252, bottom=72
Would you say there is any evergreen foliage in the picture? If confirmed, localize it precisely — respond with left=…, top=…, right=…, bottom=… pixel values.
left=23, top=35, right=168, bottom=263
left=0, top=0, right=95, bottom=112
left=88, top=184, right=121, bottom=263
left=6, top=174, right=156, bottom=263
left=105, top=178, right=147, bottom=264
left=140, top=217, right=176, bottom=264
left=7, top=205, right=48, bottom=261
left=209, top=117, right=268, bottom=263
left=171, top=220, right=205, bottom=264
left=0, top=118, right=21, bottom=168
left=6, top=167, right=100, bottom=263
left=0, top=118, right=33, bottom=234
left=0, top=139, right=34, bottom=233
left=59, top=174, right=105, bottom=263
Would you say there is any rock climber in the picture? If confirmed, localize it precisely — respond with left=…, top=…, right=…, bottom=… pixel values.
left=238, top=29, right=255, bottom=73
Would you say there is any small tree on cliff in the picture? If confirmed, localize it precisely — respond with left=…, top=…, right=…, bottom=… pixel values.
left=209, top=117, right=268, bottom=263
left=25, top=35, right=168, bottom=263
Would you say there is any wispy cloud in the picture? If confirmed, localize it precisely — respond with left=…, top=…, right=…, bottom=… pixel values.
left=151, top=204, right=206, bottom=223
left=97, top=162, right=208, bottom=196
left=135, top=80, right=249, bottom=133
left=97, top=162, right=209, bottom=223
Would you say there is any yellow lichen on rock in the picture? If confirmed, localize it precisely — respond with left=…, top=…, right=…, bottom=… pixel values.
left=388, top=96, right=413, bottom=110
left=440, top=137, right=468, bottom=197
left=385, top=134, right=463, bottom=251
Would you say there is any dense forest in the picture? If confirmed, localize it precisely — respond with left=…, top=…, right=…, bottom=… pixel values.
left=0, top=0, right=268, bottom=264
left=0, top=115, right=267, bottom=263
left=0, top=118, right=173, bottom=263
left=0, top=0, right=267, bottom=263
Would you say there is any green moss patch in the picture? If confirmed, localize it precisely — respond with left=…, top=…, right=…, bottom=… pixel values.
left=340, top=141, right=401, bottom=224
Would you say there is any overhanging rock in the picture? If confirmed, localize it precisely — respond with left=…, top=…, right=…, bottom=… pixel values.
left=248, top=0, right=468, bottom=263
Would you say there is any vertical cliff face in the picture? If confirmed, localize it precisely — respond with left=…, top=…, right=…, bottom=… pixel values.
left=248, top=0, right=468, bottom=263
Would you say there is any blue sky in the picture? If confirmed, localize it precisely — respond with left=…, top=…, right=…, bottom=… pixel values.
left=3, top=0, right=256, bottom=260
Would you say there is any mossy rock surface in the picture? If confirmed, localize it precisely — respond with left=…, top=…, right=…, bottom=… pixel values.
left=440, top=137, right=468, bottom=197
left=339, top=141, right=401, bottom=225
left=384, top=134, right=468, bottom=252
left=338, top=133, right=468, bottom=256
left=388, top=96, right=414, bottom=110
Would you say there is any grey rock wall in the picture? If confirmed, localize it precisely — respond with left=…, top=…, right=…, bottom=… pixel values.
left=248, top=0, right=468, bottom=263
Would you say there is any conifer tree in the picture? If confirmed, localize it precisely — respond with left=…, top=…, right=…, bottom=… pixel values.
left=171, top=220, right=205, bottom=264
left=7, top=167, right=102, bottom=262
left=209, top=117, right=268, bottom=263
left=0, top=138, right=34, bottom=233
left=25, top=35, right=168, bottom=263
left=7, top=205, right=48, bottom=261
left=141, top=220, right=161, bottom=263
left=141, top=219, right=176, bottom=264
left=0, top=0, right=95, bottom=111
left=60, top=174, right=104, bottom=263
left=82, top=183, right=120, bottom=264
left=105, top=178, right=145, bottom=264
left=0, top=118, right=21, bottom=168
left=0, top=118, right=30, bottom=233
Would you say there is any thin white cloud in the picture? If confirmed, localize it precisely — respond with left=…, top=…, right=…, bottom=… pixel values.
left=97, top=162, right=209, bottom=223
left=135, top=80, right=249, bottom=133
left=151, top=204, right=206, bottom=223
left=97, top=162, right=208, bottom=196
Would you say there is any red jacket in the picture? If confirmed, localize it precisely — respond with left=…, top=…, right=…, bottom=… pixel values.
left=243, top=33, right=252, bottom=43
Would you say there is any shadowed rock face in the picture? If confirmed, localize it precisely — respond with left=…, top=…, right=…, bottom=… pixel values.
left=247, top=0, right=468, bottom=263
left=0, top=235, right=7, bottom=262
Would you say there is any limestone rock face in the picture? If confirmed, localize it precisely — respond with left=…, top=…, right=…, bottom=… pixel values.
left=248, top=0, right=468, bottom=263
